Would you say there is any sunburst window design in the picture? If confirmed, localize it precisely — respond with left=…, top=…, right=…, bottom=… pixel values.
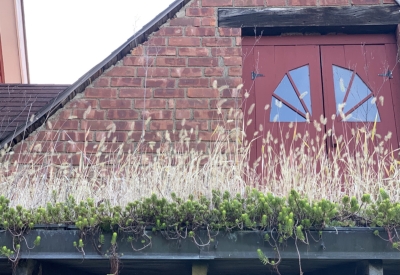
left=332, top=65, right=380, bottom=122
left=270, top=65, right=311, bottom=122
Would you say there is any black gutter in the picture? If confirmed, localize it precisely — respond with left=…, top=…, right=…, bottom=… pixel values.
left=1, top=228, right=398, bottom=260
left=0, top=0, right=189, bottom=149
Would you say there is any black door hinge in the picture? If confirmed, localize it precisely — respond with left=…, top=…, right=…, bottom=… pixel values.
left=251, top=71, right=265, bottom=80
left=378, top=70, right=393, bottom=79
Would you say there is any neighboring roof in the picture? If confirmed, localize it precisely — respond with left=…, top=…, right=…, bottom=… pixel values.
left=0, top=0, right=189, bottom=149
left=0, top=84, right=69, bottom=144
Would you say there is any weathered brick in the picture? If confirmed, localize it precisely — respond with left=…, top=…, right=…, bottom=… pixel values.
left=203, top=0, right=233, bottom=6
left=149, top=120, right=174, bottom=130
left=351, top=0, right=379, bottom=3
left=186, top=7, right=215, bottom=17
left=85, top=88, right=117, bottom=98
left=186, top=27, right=216, bottom=36
left=100, top=99, right=132, bottom=109
left=33, top=131, right=59, bottom=141
left=105, top=66, right=136, bottom=77
left=145, top=47, right=177, bottom=56
left=320, top=0, right=349, bottom=5
left=48, top=120, right=79, bottom=130
left=211, top=47, right=242, bottom=56
left=179, top=47, right=209, bottom=57
left=194, top=110, right=223, bottom=120
left=93, top=77, right=110, bottom=87
left=154, top=89, right=185, bottom=98
left=81, top=121, right=141, bottom=131
left=211, top=121, right=240, bottom=130
left=107, top=110, right=139, bottom=120
left=218, top=28, right=241, bottom=37
left=198, top=131, right=222, bottom=141
left=95, top=132, right=129, bottom=142
left=211, top=98, right=242, bottom=109
left=130, top=131, right=162, bottom=142
left=234, top=0, right=264, bottom=6
left=110, top=77, right=142, bottom=87
left=229, top=67, right=242, bottom=76
left=156, top=57, right=187, bottom=67
left=145, top=37, right=167, bottom=46
left=201, top=17, right=217, bottom=26
left=202, top=37, right=233, bottom=47
left=145, top=79, right=175, bottom=88
left=58, top=110, right=71, bottom=120
left=176, top=110, right=191, bottom=119
left=71, top=109, right=106, bottom=120
left=266, top=0, right=286, bottom=6
left=142, top=110, right=173, bottom=120
left=189, top=0, right=201, bottom=6
left=69, top=99, right=98, bottom=109
left=156, top=27, right=183, bottom=36
left=188, top=57, right=218, bottom=67
left=204, top=67, right=224, bottom=77
left=137, top=68, right=169, bottom=77
left=169, top=37, right=201, bottom=47
left=134, top=99, right=167, bottom=109
left=223, top=56, right=242, bottom=66
left=123, top=56, right=155, bottom=66
left=287, top=0, right=317, bottom=5
left=169, top=17, right=201, bottom=26
left=187, top=88, right=219, bottom=98
left=178, top=78, right=209, bottom=87
left=211, top=77, right=242, bottom=88
left=171, top=68, right=203, bottom=78
left=119, top=88, right=152, bottom=98
left=60, top=131, right=93, bottom=142
left=221, top=88, right=242, bottom=98
left=130, top=46, right=145, bottom=56
left=176, top=120, right=208, bottom=131
left=175, top=99, right=209, bottom=109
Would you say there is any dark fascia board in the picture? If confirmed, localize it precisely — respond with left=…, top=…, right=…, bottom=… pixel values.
left=0, top=0, right=189, bottom=150
left=3, top=228, right=399, bottom=260
left=218, top=5, right=400, bottom=29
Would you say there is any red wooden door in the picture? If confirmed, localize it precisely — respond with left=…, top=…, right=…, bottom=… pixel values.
left=321, top=44, right=399, bottom=154
left=243, top=35, right=400, bottom=173
left=252, top=45, right=324, bottom=173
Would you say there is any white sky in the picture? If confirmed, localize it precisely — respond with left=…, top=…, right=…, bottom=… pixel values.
left=24, top=0, right=176, bottom=84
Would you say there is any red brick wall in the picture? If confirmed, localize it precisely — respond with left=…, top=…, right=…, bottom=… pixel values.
left=12, top=0, right=397, bottom=164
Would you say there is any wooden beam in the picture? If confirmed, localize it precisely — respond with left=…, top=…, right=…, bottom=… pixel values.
left=218, top=5, right=400, bottom=28
left=16, top=260, right=40, bottom=275
left=192, top=263, right=208, bottom=275
left=356, top=260, right=383, bottom=275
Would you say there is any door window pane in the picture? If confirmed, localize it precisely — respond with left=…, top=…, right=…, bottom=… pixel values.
left=289, top=65, right=311, bottom=114
left=273, top=75, right=305, bottom=113
left=270, top=97, right=306, bottom=122
left=343, top=74, right=372, bottom=114
left=332, top=65, right=352, bottom=108
left=332, top=66, right=379, bottom=122
left=345, top=98, right=381, bottom=122
left=270, top=66, right=311, bottom=122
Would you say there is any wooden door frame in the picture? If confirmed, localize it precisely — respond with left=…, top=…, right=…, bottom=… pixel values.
left=0, top=34, right=5, bottom=83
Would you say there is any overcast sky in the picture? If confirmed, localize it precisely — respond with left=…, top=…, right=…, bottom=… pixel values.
left=24, top=0, right=175, bottom=84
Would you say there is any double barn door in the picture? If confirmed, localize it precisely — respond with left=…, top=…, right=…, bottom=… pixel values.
left=243, top=35, right=400, bottom=167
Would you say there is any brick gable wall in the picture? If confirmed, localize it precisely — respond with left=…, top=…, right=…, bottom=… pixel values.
left=12, top=0, right=396, bottom=165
